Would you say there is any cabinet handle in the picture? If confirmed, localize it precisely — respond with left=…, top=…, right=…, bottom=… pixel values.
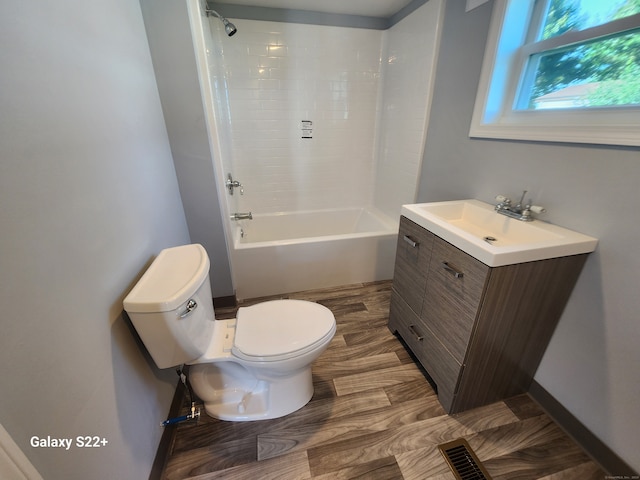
left=408, top=324, right=423, bottom=341
left=403, top=235, right=419, bottom=248
left=441, top=261, right=464, bottom=278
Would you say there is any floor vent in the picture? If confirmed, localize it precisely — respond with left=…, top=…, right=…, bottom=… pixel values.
left=438, top=438, right=492, bottom=480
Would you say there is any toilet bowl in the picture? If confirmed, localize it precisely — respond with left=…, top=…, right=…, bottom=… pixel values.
left=123, top=244, right=336, bottom=421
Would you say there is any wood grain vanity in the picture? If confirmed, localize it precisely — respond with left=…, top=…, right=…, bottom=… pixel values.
left=388, top=216, right=590, bottom=413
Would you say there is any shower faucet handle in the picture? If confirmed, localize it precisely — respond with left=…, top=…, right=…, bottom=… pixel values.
left=226, top=174, right=243, bottom=195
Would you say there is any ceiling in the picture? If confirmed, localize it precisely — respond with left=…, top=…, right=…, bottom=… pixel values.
left=215, top=0, right=416, bottom=18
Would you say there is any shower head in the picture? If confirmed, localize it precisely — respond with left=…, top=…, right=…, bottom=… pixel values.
left=221, top=17, right=237, bottom=37
left=205, top=7, right=237, bottom=37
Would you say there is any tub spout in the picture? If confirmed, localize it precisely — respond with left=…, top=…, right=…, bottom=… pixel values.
left=231, top=212, right=252, bottom=221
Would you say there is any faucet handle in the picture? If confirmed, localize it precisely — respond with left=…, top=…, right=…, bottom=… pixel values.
left=521, top=204, right=546, bottom=221
left=496, top=195, right=511, bottom=205
left=226, top=174, right=244, bottom=195
left=495, top=195, right=511, bottom=211
left=528, top=205, right=546, bottom=214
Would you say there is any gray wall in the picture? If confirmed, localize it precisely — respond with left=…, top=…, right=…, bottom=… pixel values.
left=0, top=0, right=191, bottom=478
left=418, top=0, right=640, bottom=471
left=140, top=0, right=234, bottom=299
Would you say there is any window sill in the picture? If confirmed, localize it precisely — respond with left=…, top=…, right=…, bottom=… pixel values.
left=469, top=121, right=640, bottom=147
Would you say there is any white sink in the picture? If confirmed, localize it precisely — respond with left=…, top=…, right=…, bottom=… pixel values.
left=401, top=199, right=598, bottom=267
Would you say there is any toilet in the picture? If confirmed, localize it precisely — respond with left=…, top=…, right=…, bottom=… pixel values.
left=123, top=243, right=336, bottom=421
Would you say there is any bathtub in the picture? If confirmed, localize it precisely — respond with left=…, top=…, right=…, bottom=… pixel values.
left=229, top=207, right=399, bottom=300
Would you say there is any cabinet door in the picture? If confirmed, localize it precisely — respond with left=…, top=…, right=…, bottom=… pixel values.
left=421, top=237, right=489, bottom=364
left=392, top=217, right=435, bottom=314
left=389, top=290, right=461, bottom=411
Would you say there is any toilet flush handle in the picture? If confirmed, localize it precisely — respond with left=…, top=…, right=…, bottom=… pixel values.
left=179, top=299, right=198, bottom=318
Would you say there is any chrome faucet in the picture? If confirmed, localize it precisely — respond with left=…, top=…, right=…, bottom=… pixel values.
left=230, top=212, right=252, bottom=221
left=494, top=191, right=546, bottom=222
left=226, top=174, right=244, bottom=195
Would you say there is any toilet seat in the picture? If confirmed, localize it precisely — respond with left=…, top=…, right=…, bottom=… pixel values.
left=232, top=300, right=335, bottom=362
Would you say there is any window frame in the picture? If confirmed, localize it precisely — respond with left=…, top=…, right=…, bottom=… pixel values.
left=469, top=0, right=640, bottom=147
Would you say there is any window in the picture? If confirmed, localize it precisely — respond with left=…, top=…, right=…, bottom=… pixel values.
left=470, top=0, right=640, bottom=146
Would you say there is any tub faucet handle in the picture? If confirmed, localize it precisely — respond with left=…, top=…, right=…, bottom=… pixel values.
left=226, top=174, right=243, bottom=195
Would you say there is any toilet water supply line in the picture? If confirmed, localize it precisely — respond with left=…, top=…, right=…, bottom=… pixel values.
left=161, top=367, right=201, bottom=427
left=161, top=404, right=199, bottom=427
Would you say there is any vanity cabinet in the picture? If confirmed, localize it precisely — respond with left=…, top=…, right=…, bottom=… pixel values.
left=389, top=216, right=589, bottom=413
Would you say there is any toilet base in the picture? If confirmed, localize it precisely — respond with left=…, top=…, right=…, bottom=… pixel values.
left=189, top=362, right=314, bottom=421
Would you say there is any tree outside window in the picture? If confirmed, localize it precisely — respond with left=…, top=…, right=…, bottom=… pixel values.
left=519, top=0, right=640, bottom=110
left=469, top=0, right=640, bottom=146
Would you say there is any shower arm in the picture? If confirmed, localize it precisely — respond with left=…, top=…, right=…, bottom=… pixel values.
left=204, top=5, right=238, bottom=36
left=205, top=7, right=221, bottom=19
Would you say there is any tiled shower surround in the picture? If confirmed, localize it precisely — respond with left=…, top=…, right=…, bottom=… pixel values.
left=205, top=1, right=443, bottom=217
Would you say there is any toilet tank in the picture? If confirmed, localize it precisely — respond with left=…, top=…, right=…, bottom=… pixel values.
left=123, top=244, right=216, bottom=369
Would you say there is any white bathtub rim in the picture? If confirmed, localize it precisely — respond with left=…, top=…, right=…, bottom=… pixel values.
left=240, top=206, right=396, bottom=224
left=234, top=229, right=397, bottom=250
left=232, top=206, right=399, bottom=250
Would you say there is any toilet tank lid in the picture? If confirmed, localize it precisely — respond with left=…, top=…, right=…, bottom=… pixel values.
left=123, top=244, right=210, bottom=313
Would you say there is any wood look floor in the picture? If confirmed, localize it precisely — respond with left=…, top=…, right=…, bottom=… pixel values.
left=159, top=281, right=607, bottom=480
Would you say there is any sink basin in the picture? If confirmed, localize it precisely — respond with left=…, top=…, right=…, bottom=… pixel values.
left=401, top=200, right=598, bottom=266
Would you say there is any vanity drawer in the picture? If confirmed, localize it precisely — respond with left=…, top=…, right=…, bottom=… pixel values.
left=390, top=289, right=462, bottom=409
left=392, top=216, right=435, bottom=314
left=421, top=237, right=490, bottom=364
